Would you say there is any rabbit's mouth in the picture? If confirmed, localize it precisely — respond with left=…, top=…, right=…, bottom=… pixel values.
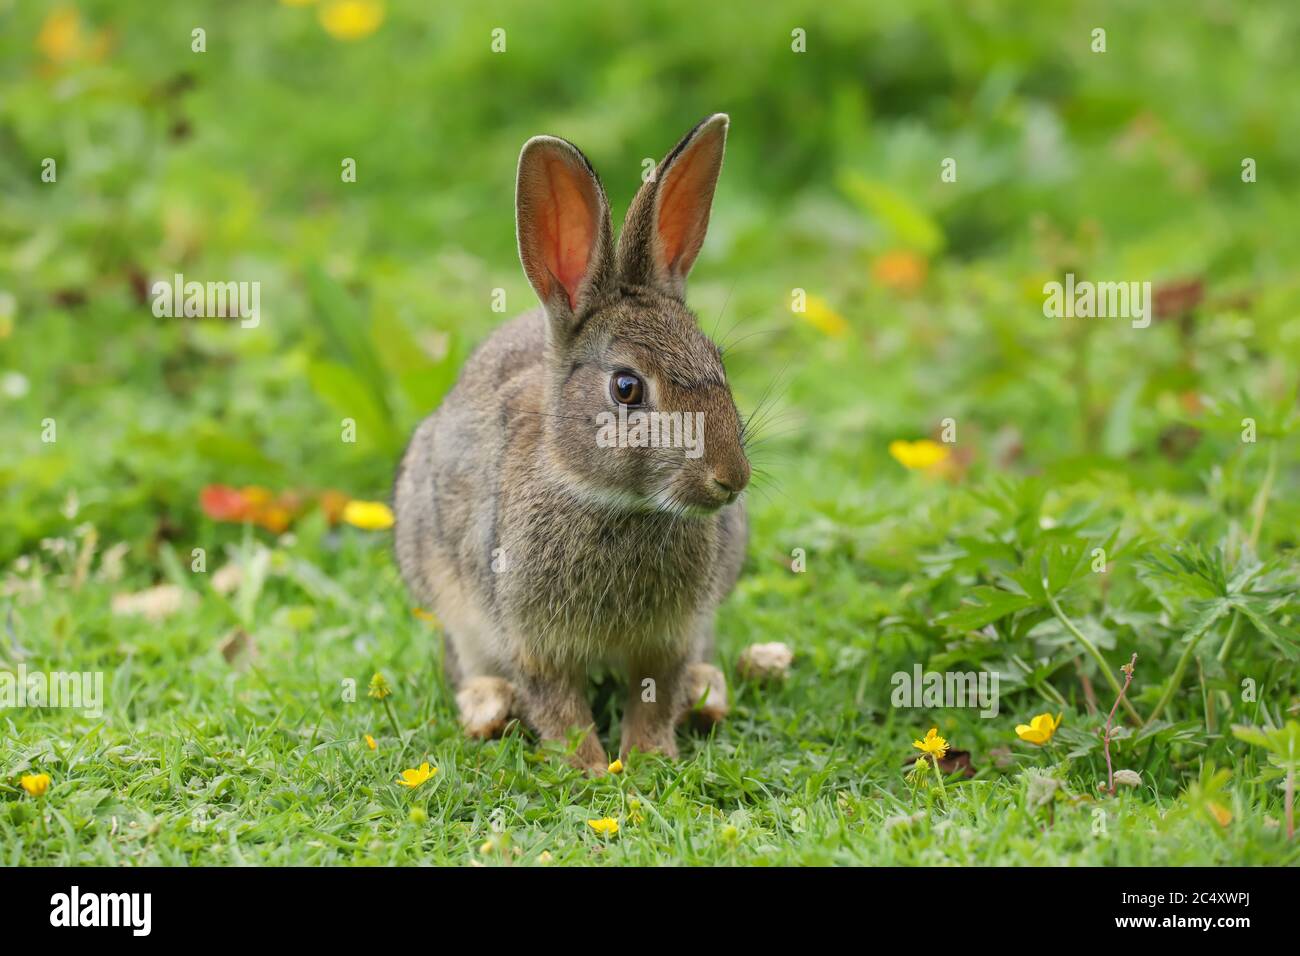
left=647, top=482, right=741, bottom=517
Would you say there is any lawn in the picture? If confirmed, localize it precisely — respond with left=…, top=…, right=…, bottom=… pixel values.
left=2, top=0, right=1298, bottom=866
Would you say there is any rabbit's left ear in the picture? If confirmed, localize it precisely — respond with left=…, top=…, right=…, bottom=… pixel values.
left=617, top=113, right=728, bottom=300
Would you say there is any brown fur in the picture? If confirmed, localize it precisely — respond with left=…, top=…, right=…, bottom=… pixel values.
left=394, top=114, right=747, bottom=772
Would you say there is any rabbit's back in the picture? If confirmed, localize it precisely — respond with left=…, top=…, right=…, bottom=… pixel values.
left=393, top=309, right=548, bottom=621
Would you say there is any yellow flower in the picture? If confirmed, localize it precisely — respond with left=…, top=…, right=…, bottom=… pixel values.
left=1015, top=712, right=1063, bottom=745
left=906, top=757, right=931, bottom=788
left=343, top=500, right=394, bottom=530
left=798, top=294, right=850, bottom=338
left=889, top=439, right=951, bottom=471
left=37, top=8, right=82, bottom=63
left=397, top=762, right=436, bottom=788
left=412, top=607, right=438, bottom=624
left=538, top=850, right=553, bottom=863
left=20, top=773, right=51, bottom=797
left=318, top=0, right=385, bottom=40
left=912, top=727, right=948, bottom=759
left=607, top=759, right=623, bottom=774
left=586, top=817, right=619, bottom=836
left=368, top=672, right=392, bottom=700
left=364, top=734, right=377, bottom=750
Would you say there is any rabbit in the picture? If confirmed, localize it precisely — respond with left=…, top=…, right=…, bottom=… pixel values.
left=393, top=113, right=749, bottom=773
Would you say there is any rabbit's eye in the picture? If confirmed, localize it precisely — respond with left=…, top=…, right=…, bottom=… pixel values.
left=610, top=371, right=644, bottom=406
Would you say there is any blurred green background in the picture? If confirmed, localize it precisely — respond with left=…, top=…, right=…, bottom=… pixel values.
left=3, top=0, right=1297, bottom=558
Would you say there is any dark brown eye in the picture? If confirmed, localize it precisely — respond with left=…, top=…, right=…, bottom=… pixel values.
left=610, top=371, right=644, bottom=406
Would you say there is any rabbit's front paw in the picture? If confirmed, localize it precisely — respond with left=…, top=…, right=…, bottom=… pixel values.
left=456, top=676, right=517, bottom=738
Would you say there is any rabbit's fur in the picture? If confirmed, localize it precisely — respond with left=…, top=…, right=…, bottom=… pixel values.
left=394, top=114, right=748, bottom=771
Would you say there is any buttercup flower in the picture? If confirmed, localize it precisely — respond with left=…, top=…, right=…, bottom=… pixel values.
left=343, top=500, right=394, bottom=530
left=912, top=727, right=948, bottom=759
left=607, top=759, right=623, bottom=774
left=397, top=762, right=436, bottom=788
left=368, top=672, right=392, bottom=700
left=889, top=439, right=950, bottom=471
left=586, top=817, right=619, bottom=836
left=364, top=734, right=377, bottom=750
left=318, top=0, right=385, bottom=41
left=20, top=773, right=51, bottom=797
left=627, top=798, right=645, bottom=825
left=1016, top=712, right=1063, bottom=745
left=798, top=295, right=849, bottom=338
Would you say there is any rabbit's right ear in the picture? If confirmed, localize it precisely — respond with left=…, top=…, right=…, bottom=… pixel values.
left=516, top=136, right=615, bottom=338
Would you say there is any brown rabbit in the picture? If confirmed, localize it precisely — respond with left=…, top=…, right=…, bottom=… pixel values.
left=394, top=114, right=749, bottom=772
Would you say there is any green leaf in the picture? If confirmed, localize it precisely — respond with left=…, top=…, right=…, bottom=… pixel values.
left=936, top=586, right=1038, bottom=631
left=835, top=171, right=944, bottom=255
left=308, top=360, right=402, bottom=455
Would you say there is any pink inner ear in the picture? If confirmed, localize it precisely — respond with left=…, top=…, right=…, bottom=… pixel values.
left=655, top=133, right=722, bottom=276
left=541, top=157, right=596, bottom=310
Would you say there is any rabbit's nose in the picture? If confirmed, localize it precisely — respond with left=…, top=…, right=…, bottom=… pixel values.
left=711, top=458, right=751, bottom=497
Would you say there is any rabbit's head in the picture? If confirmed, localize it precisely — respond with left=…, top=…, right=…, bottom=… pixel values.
left=515, top=114, right=749, bottom=515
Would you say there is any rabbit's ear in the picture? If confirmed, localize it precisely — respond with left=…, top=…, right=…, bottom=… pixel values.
left=516, top=136, right=615, bottom=335
left=617, top=113, right=728, bottom=300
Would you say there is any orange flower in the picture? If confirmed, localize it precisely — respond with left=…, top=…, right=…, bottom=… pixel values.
left=318, top=489, right=351, bottom=525
left=200, top=484, right=249, bottom=522
left=872, top=251, right=927, bottom=293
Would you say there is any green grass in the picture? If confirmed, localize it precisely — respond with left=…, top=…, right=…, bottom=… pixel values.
left=1, top=528, right=1295, bottom=866
left=3, top=0, right=1300, bottom=865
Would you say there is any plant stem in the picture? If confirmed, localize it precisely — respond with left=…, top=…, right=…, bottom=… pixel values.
left=1101, top=654, right=1136, bottom=796
left=1149, top=614, right=1239, bottom=728
left=930, top=753, right=947, bottom=798
left=1287, top=770, right=1295, bottom=841
left=1012, top=653, right=1069, bottom=710
left=1247, top=440, right=1279, bottom=555
left=1045, top=590, right=1141, bottom=723
left=1215, top=609, right=1244, bottom=667
left=382, top=698, right=402, bottom=739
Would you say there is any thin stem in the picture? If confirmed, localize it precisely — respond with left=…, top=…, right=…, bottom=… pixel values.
left=1045, top=590, right=1141, bottom=723
left=1101, top=654, right=1136, bottom=796
left=1215, top=609, right=1244, bottom=667
left=382, top=698, right=402, bottom=740
left=930, top=753, right=947, bottom=798
left=1287, top=770, right=1295, bottom=842
left=1012, top=654, right=1069, bottom=710
left=1247, top=440, right=1279, bottom=555
left=1149, top=614, right=1239, bottom=728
